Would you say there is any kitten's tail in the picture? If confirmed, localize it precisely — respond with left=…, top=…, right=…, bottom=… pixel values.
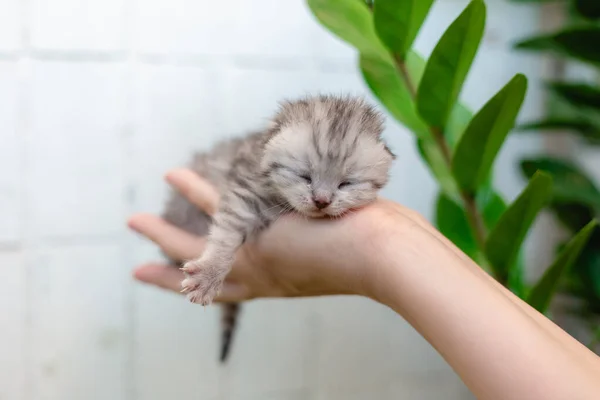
left=219, top=302, right=241, bottom=363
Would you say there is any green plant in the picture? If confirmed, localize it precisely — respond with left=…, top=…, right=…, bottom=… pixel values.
left=509, top=0, right=600, bottom=341
left=306, top=0, right=597, bottom=316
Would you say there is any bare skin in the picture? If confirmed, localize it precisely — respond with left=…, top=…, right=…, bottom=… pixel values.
left=129, top=168, right=600, bottom=400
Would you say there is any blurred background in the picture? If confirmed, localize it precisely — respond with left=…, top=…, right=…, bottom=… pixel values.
left=1, top=0, right=597, bottom=399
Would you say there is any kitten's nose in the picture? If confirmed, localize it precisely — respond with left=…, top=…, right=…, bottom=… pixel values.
left=313, top=196, right=331, bottom=210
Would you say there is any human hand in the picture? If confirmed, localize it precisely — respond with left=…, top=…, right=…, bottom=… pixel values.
left=128, top=168, right=429, bottom=303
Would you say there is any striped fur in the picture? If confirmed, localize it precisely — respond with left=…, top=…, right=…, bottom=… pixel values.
left=219, top=302, right=240, bottom=362
left=161, top=94, right=394, bottom=362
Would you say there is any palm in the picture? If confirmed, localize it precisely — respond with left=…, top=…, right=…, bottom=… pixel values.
left=129, top=168, right=407, bottom=302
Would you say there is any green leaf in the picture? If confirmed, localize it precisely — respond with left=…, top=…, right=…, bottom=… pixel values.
left=520, top=157, right=600, bottom=207
left=435, top=189, right=507, bottom=264
left=550, top=82, right=600, bottom=112
left=476, top=186, right=508, bottom=230
left=528, top=220, right=598, bottom=313
left=374, top=0, right=435, bottom=59
left=416, top=0, right=486, bottom=129
left=360, top=54, right=429, bottom=138
left=453, top=74, right=528, bottom=193
left=446, top=102, right=473, bottom=150
left=575, top=0, right=600, bottom=19
left=515, top=27, right=600, bottom=65
left=436, top=194, right=479, bottom=259
left=485, top=172, right=554, bottom=283
left=362, top=51, right=473, bottom=146
left=569, top=241, right=600, bottom=308
left=475, top=187, right=527, bottom=295
left=306, top=0, right=390, bottom=61
left=405, top=51, right=474, bottom=148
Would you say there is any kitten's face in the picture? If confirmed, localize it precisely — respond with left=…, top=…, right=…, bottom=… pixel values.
left=261, top=97, right=394, bottom=218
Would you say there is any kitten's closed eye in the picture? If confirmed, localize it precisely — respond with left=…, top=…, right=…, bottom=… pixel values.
left=338, top=181, right=353, bottom=189
left=300, top=174, right=312, bottom=184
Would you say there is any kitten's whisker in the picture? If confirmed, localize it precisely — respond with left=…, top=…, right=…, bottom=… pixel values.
left=273, top=205, right=294, bottom=225
left=263, top=201, right=290, bottom=213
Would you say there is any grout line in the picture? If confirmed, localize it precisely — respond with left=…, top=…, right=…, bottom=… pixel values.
left=122, top=0, right=138, bottom=398
left=6, top=233, right=129, bottom=249
left=0, top=242, right=22, bottom=251
left=2, top=48, right=357, bottom=73
left=18, top=0, right=33, bottom=397
left=30, top=49, right=129, bottom=63
left=0, top=52, right=20, bottom=61
left=303, top=305, right=322, bottom=400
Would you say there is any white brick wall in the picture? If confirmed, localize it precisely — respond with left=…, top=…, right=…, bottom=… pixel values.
left=0, top=1, right=545, bottom=399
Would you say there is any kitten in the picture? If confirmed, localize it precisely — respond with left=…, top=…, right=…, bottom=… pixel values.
left=162, top=94, right=394, bottom=362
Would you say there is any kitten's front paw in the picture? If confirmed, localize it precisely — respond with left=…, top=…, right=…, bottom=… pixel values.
left=180, top=260, right=226, bottom=306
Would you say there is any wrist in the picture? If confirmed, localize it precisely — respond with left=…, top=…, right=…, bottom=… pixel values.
left=356, top=201, right=434, bottom=304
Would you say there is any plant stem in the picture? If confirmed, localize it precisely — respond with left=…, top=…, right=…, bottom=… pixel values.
left=394, top=55, right=489, bottom=258
left=463, top=191, right=488, bottom=251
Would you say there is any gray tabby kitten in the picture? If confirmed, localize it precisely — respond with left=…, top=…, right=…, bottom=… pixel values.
left=162, top=94, right=394, bottom=362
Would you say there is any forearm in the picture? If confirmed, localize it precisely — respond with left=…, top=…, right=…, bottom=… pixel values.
left=370, top=226, right=600, bottom=400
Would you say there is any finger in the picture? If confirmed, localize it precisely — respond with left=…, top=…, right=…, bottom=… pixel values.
left=128, top=213, right=206, bottom=260
left=133, top=263, right=184, bottom=292
left=165, top=168, right=220, bottom=216
left=214, top=282, right=252, bottom=303
left=133, top=263, right=251, bottom=302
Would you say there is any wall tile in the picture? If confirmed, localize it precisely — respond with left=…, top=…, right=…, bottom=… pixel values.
left=220, top=299, right=317, bottom=397
left=0, top=252, right=25, bottom=400
left=413, top=1, right=465, bottom=58
left=313, top=297, right=392, bottom=391
left=132, top=242, right=221, bottom=400
left=135, top=0, right=328, bottom=58
left=131, top=64, right=222, bottom=214
left=390, top=372, right=474, bottom=400
left=224, top=389, right=311, bottom=400
left=134, top=0, right=239, bottom=55
left=234, top=0, right=316, bottom=57
left=221, top=67, right=319, bottom=134
left=0, top=62, right=20, bottom=243
left=31, top=0, right=126, bottom=51
left=29, top=244, right=129, bottom=400
left=414, top=0, right=539, bottom=56
left=315, top=386, right=393, bottom=400
left=384, top=307, right=454, bottom=375
left=27, top=61, right=126, bottom=238
left=0, top=0, right=21, bottom=51
left=484, top=1, right=540, bottom=50
left=313, top=22, right=356, bottom=62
